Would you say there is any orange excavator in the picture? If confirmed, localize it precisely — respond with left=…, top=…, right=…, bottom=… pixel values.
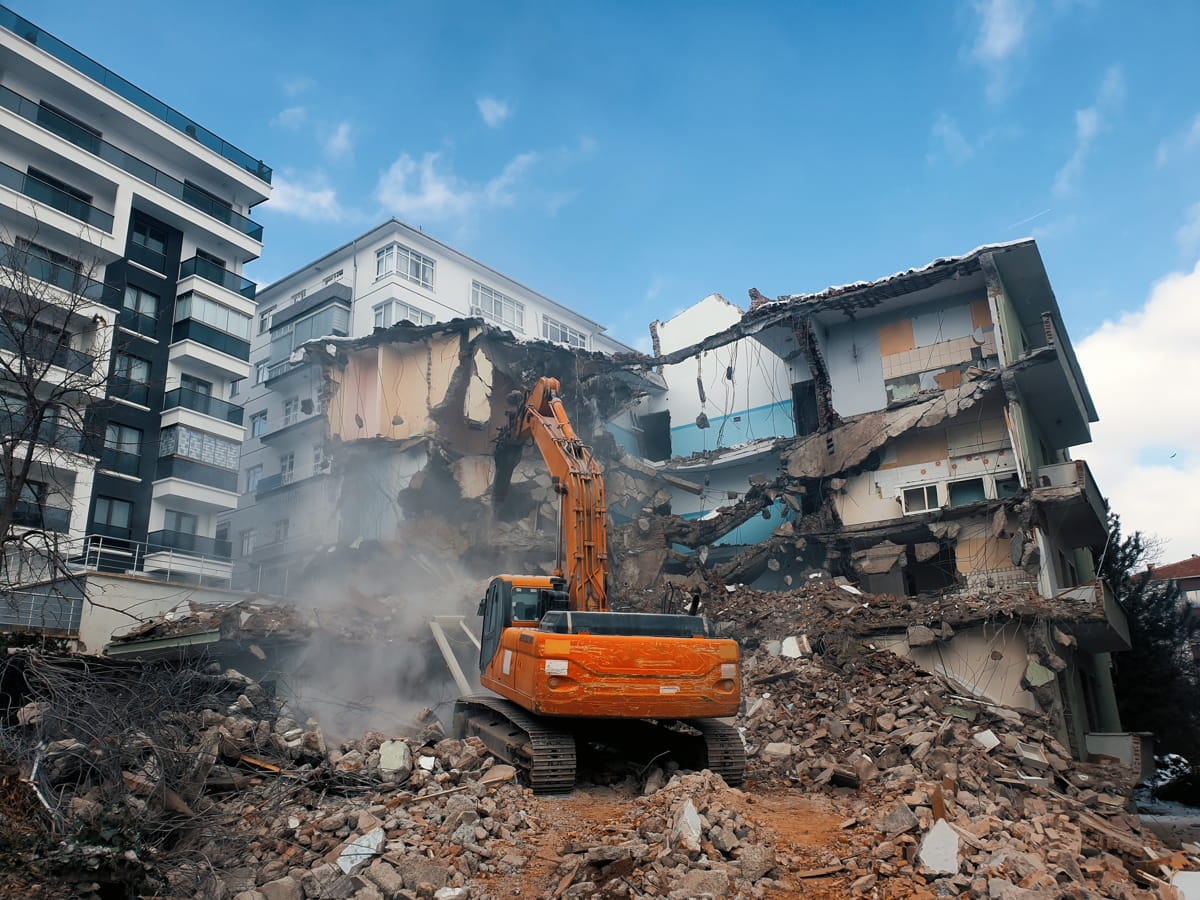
left=452, top=377, right=744, bottom=793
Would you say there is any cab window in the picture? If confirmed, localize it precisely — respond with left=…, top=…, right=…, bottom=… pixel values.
left=511, top=587, right=540, bottom=622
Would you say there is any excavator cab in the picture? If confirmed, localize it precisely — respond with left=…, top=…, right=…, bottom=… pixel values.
left=478, top=575, right=569, bottom=674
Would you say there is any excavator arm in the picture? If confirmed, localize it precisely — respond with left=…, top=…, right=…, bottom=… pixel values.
left=493, top=377, right=608, bottom=612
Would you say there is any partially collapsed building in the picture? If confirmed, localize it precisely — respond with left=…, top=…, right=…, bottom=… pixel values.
left=281, top=238, right=1128, bottom=761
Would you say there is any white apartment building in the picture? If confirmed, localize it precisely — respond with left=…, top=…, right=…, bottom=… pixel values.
left=225, top=218, right=626, bottom=593
left=0, top=3, right=271, bottom=619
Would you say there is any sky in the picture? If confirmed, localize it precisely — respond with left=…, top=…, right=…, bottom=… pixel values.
left=21, top=0, right=1200, bottom=562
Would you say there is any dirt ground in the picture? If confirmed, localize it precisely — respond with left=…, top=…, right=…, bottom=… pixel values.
left=478, top=779, right=854, bottom=899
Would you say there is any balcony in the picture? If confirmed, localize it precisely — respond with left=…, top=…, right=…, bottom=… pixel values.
left=11, top=500, right=71, bottom=533
left=162, top=387, right=243, bottom=425
left=1033, top=459, right=1108, bottom=547
left=171, top=319, right=250, bottom=361
left=155, top=455, right=238, bottom=492
left=255, top=469, right=325, bottom=497
left=259, top=411, right=322, bottom=443
left=99, top=447, right=140, bottom=476
left=0, top=328, right=93, bottom=374
left=146, top=529, right=231, bottom=559
left=1, top=240, right=122, bottom=308
left=109, top=375, right=150, bottom=407
left=0, top=160, right=113, bottom=231
left=1053, top=579, right=1131, bottom=653
left=179, top=256, right=256, bottom=299
left=0, top=409, right=88, bottom=454
left=126, top=240, right=167, bottom=274
left=1, top=7, right=272, bottom=185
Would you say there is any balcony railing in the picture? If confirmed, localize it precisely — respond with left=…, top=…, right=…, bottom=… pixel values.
left=179, top=256, right=256, bottom=299
left=170, top=319, right=250, bottom=361
left=256, top=469, right=325, bottom=496
left=163, top=387, right=244, bottom=425
left=11, top=500, right=71, bottom=533
left=0, top=6, right=272, bottom=185
left=0, top=328, right=93, bottom=374
left=110, top=375, right=150, bottom=407
left=1, top=240, right=123, bottom=308
left=126, top=240, right=167, bottom=274
left=0, top=411, right=87, bottom=453
left=146, top=529, right=232, bottom=559
left=0, top=160, right=113, bottom=231
left=99, top=447, right=140, bottom=476
left=155, top=455, right=238, bottom=492
left=118, top=306, right=158, bottom=337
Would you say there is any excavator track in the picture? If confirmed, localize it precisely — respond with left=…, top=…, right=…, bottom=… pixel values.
left=453, top=695, right=577, bottom=795
left=691, top=718, right=746, bottom=786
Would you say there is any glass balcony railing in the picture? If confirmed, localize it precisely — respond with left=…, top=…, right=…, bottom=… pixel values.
left=0, top=84, right=265, bottom=241
left=99, top=447, right=140, bottom=476
left=163, top=387, right=244, bottom=425
left=179, top=256, right=256, bottom=299
left=170, top=319, right=250, bottom=361
left=155, top=455, right=238, bottom=492
left=0, top=328, right=92, bottom=374
left=0, top=160, right=114, bottom=231
left=109, top=375, right=150, bottom=407
left=1, top=241, right=123, bottom=308
left=0, top=6, right=272, bottom=185
left=126, top=240, right=168, bottom=274
left=117, top=306, right=158, bottom=337
left=12, top=500, right=70, bottom=533
left=0, top=410, right=86, bottom=453
left=146, top=529, right=232, bottom=559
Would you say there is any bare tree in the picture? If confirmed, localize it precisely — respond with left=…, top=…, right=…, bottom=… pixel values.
left=0, top=227, right=114, bottom=617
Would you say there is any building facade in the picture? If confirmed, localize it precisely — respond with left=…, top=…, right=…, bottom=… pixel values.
left=0, top=4, right=270, bottom=605
left=225, top=219, right=625, bottom=593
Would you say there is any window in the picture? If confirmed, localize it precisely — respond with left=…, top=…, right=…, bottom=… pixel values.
left=269, top=304, right=350, bottom=358
left=322, top=269, right=344, bottom=285
left=195, top=248, right=227, bottom=269
left=274, top=518, right=290, bottom=543
left=258, top=306, right=275, bottom=335
left=246, top=464, right=263, bottom=492
left=174, top=291, right=251, bottom=339
left=375, top=243, right=435, bottom=290
left=255, top=360, right=269, bottom=384
left=471, top=281, right=524, bottom=331
left=282, top=397, right=301, bottom=427
left=113, top=353, right=150, bottom=383
left=113, top=353, right=151, bottom=405
left=279, top=452, right=295, bottom=485
left=240, top=529, right=256, bottom=556
left=131, top=219, right=167, bottom=256
left=290, top=289, right=307, bottom=302
left=159, top=425, right=240, bottom=469
left=312, top=442, right=327, bottom=471
left=180, top=374, right=212, bottom=396
left=229, top=378, right=242, bottom=399
left=104, top=422, right=141, bottom=455
left=948, top=478, right=987, bottom=507
left=123, top=285, right=158, bottom=318
left=542, top=315, right=588, bottom=349
left=27, top=167, right=92, bottom=205
left=250, top=411, right=267, bottom=437
left=164, top=509, right=198, bottom=535
left=902, top=484, right=939, bottom=514
left=373, top=299, right=434, bottom=328
left=94, top=496, right=132, bottom=528
left=996, top=474, right=1021, bottom=498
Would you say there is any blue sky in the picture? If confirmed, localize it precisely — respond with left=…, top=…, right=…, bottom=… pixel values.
left=22, top=0, right=1200, bottom=558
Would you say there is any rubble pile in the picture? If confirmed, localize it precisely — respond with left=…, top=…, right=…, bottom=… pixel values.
left=733, top=640, right=1197, bottom=898
left=543, top=771, right=791, bottom=900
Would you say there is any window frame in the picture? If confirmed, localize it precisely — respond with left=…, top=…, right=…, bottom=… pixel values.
left=471, top=281, right=525, bottom=331
left=542, top=314, right=588, bottom=349
left=249, top=411, right=268, bottom=438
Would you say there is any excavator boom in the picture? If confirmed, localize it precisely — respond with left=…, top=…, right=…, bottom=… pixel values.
left=493, top=377, right=608, bottom=612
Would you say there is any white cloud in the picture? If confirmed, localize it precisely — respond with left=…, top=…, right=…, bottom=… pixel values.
left=272, top=106, right=307, bottom=130
left=477, top=97, right=511, bottom=128
left=323, top=122, right=353, bottom=161
left=1178, top=202, right=1200, bottom=253
left=1053, top=65, right=1125, bottom=195
left=375, top=151, right=540, bottom=222
left=929, top=113, right=974, bottom=165
left=266, top=172, right=344, bottom=222
left=1077, top=260, right=1200, bottom=560
left=970, top=0, right=1032, bottom=101
left=1156, top=113, right=1200, bottom=167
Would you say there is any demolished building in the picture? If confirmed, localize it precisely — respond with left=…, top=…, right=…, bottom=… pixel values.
left=275, top=239, right=1128, bottom=763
